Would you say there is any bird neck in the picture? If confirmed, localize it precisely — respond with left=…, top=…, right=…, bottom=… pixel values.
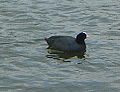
left=76, top=39, right=85, bottom=45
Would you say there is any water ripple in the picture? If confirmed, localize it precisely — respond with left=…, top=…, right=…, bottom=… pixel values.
left=0, top=0, right=120, bottom=91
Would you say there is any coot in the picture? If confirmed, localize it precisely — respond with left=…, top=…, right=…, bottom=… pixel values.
left=45, top=32, right=87, bottom=52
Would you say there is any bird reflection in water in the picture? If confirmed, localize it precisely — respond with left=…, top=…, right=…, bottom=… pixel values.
left=46, top=49, right=86, bottom=62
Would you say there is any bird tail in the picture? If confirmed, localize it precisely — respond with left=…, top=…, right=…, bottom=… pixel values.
left=45, top=38, right=50, bottom=49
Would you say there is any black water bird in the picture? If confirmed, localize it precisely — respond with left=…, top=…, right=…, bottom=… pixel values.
left=45, top=32, right=87, bottom=52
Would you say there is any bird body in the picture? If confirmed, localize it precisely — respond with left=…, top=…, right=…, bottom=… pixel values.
left=45, top=32, right=87, bottom=52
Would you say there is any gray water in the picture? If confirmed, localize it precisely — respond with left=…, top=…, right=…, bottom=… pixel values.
left=0, top=0, right=120, bottom=92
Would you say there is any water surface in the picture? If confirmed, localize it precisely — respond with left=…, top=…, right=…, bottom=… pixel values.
left=0, top=0, right=120, bottom=92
